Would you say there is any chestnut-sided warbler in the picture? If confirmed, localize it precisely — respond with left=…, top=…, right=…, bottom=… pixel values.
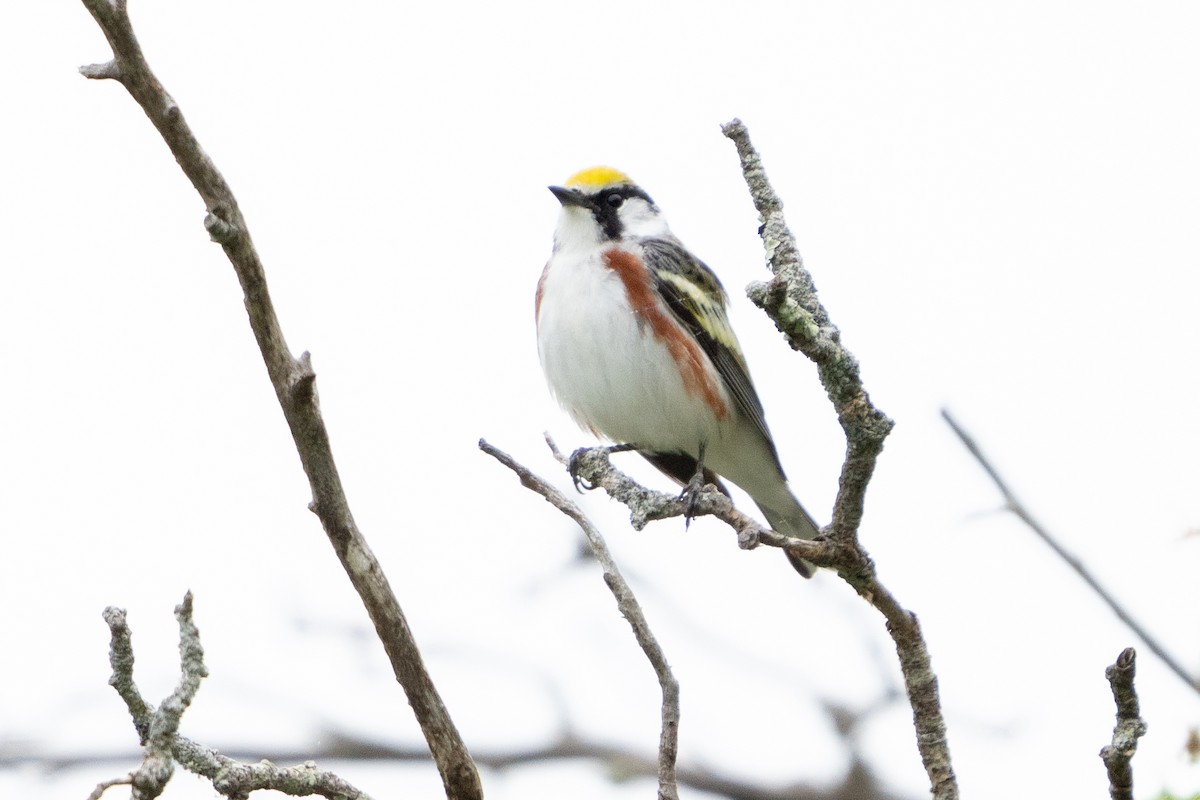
left=536, top=166, right=821, bottom=577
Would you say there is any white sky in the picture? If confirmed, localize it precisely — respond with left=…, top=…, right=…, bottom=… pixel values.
left=3, top=2, right=1200, bottom=799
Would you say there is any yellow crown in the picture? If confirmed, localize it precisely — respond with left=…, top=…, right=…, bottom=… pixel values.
left=564, top=166, right=633, bottom=190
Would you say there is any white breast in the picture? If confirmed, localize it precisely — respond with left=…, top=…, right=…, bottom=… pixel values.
left=536, top=246, right=728, bottom=455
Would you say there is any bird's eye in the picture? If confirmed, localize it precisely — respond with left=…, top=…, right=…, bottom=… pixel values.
left=605, top=192, right=625, bottom=208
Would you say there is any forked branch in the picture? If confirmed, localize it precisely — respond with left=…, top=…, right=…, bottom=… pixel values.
left=98, top=594, right=371, bottom=800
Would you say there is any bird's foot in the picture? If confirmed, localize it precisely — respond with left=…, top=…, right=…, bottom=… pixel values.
left=568, top=443, right=637, bottom=493
left=680, top=463, right=708, bottom=530
left=567, top=449, right=594, bottom=492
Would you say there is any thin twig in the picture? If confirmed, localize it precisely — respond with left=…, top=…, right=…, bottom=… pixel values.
left=86, top=773, right=134, bottom=800
left=479, top=438, right=680, bottom=800
left=1099, top=648, right=1147, bottom=800
left=76, top=3, right=481, bottom=797
left=102, top=596, right=373, bottom=800
left=942, top=408, right=1200, bottom=697
left=721, top=119, right=957, bottom=800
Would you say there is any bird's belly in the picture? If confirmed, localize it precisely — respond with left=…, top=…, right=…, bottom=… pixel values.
left=538, top=260, right=725, bottom=454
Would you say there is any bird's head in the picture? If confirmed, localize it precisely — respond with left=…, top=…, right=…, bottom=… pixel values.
left=549, top=166, right=669, bottom=248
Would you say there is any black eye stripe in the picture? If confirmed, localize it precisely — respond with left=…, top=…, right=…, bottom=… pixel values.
left=590, top=185, right=656, bottom=240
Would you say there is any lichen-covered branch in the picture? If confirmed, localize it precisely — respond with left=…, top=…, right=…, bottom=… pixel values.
left=721, top=119, right=894, bottom=547
left=76, top=2, right=479, bottom=797
left=718, top=121, right=955, bottom=800
left=101, top=594, right=372, bottom=799
left=1099, top=648, right=1147, bottom=800
left=480, top=438, right=681, bottom=800
left=565, top=443, right=837, bottom=568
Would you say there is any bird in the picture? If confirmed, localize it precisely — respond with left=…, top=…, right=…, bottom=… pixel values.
left=535, top=166, right=822, bottom=577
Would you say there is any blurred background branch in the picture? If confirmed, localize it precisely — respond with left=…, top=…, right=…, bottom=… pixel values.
left=943, top=408, right=1199, bottom=697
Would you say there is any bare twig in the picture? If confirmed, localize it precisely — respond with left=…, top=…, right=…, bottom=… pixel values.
left=103, top=595, right=373, bottom=800
left=719, top=118, right=957, bottom=800
left=76, top=3, right=481, bottom=797
left=1099, top=648, right=1147, bottom=800
left=479, top=438, right=680, bottom=800
left=86, top=773, right=134, bottom=800
left=942, top=408, right=1200, bottom=696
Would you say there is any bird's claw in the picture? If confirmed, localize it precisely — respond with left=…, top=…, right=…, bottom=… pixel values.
left=567, top=449, right=595, bottom=493
left=680, top=471, right=707, bottom=529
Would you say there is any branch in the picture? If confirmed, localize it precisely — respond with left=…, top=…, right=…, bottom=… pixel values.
left=721, top=120, right=894, bottom=545
left=942, top=408, right=1200, bottom=697
left=1099, top=648, right=1147, bottom=800
left=77, top=3, right=481, bottom=797
left=718, top=119, right=955, bottom=800
left=101, top=596, right=196, bottom=799
left=102, top=594, right=371, bottom=799
left=479, top=438, right=681, bottom=800
left=565, top=442, right=838, bottom=568
left=23, top=733, right=909, bottom=800
left=86, top=773, right=134, bottom=800
left=563, top=433, right=956, bottom=800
